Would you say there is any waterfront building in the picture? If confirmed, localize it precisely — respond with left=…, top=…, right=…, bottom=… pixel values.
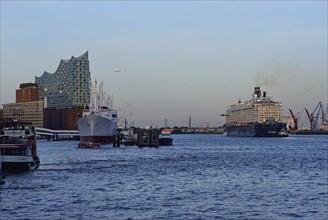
left=35, top=51, right=91, bottom=109
left=16, top=83, right=40, bottom=103
left=320, top=123, right=328, bottom=131
left=2, top=101, right=43, bottom=127
left=43, top=108, right=83, bottom=130
left=2, top=83, right=43, bottom=127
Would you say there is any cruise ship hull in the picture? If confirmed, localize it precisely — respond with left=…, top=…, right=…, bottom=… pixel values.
left=225, top=122, right=288, bottom=137
left=77, top=114, right=117, bottom=143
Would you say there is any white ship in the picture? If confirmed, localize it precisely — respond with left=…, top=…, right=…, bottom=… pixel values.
left=77, top=81, right=118, bottom=143
left=223, top=87, right=288, bottom=137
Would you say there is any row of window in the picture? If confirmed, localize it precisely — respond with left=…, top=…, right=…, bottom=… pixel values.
left=35, top=55, right=90, bottom=108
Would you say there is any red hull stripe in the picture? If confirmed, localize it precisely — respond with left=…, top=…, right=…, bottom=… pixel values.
left=80, top=136, right=115, bottom=143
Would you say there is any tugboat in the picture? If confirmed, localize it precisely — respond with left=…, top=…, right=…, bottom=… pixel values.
left=122, top=128, right=137, bottom=146
left=159, top=129, right=173, bottom=146
left=0, top=120, right=40, bottom=173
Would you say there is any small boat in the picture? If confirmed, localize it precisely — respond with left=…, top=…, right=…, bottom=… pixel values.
left=77, top=142, right=101, bottom=149
left=123, top=137, right=136, bottom=146
left=122, top=128, right=137, bottom=146
left=0, top=120, right=40, bottom=173
left=159, top=129, right=173, bottom=146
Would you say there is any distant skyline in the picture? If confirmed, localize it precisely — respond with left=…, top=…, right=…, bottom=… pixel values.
left=1, top=1, right=327, bottom=127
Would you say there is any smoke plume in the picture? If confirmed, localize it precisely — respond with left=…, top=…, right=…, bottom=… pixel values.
left=255, top=63, right=299, bottom=88
left=255, top=72, right=281, bottom=87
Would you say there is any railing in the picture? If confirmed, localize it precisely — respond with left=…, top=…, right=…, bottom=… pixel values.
left=34, top=127, right=79, bottom=141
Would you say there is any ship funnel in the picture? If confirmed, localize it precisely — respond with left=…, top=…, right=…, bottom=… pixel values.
left=254, top=87, right=261, bottom=98
left=263, top=91, right=267, bottom=98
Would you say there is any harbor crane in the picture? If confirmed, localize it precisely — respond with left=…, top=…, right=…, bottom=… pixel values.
left=305, top=102, right=325, bottom=131
left=288, top=109, right=298, bottom=131
left=288, top=109, right=304, bottom=131
left=117, top=103, right=133, bottom=124
left=324, top=104, right=328, bottom=123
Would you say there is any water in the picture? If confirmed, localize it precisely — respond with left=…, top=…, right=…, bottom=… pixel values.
left=1, top=135, right=327, bottom=219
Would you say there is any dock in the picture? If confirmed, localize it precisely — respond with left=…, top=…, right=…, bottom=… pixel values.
left=136, top=128, right=159, bottom=147
left=35, top=127, right=79, bottom=141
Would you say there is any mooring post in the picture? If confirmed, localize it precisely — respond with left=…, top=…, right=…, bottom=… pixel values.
left=117, top=133, right=120, bottom=147
left=113, top=135, right=117, bottom=147
left=154, top=129, right=159, bottom=147
left=149, top=129, right=152, bottom=146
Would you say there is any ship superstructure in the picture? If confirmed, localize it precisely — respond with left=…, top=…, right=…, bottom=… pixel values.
left=224, top=87, right=288, bottom=137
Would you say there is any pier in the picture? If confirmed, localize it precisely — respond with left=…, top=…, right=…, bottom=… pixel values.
left=136, top=128, right=159, bottom=147
left=113, top=133, right=122, bottom=147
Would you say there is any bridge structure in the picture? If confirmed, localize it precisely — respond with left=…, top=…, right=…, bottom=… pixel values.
left=35, top=127, right=80, bottom=141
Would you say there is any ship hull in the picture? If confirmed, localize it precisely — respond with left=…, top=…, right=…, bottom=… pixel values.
left=225, top=122, right=288, bottom=137
left=159, top=138, right=173, bottom=146
left=77, top=114, right=117, bottom=143
left=0, top=137, right=40, bottom=174
left=2, top=162, right=36, bottom=173
left=1, top=154, right=40, bottom=174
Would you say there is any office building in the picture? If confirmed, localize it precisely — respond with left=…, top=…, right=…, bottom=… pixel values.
left=2, top=101, right=44, bottom=127
left=16, top=83, right=40, bottom=103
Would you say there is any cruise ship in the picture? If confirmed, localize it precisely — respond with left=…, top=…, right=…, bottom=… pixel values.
left=77, top=81, right=118, bottom=143
left=223, top=87, right=288, bottom=137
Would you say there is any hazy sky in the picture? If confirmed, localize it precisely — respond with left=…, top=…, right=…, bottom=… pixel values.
left=1, top=1, right=327, bottom=127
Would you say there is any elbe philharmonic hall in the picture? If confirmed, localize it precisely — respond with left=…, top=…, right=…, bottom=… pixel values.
left=1, top=52, right=91, bottom=130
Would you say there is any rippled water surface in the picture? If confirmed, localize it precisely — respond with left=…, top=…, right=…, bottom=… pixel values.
left=1, top=135, right=327, bottom=219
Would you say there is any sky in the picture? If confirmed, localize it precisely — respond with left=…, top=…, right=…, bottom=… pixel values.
left=1, top=1, right=327, bottom=128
